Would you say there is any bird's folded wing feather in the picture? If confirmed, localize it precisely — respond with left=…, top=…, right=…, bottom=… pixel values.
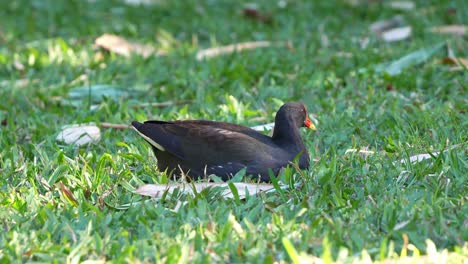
left=139, top=121, right=275, bottom=164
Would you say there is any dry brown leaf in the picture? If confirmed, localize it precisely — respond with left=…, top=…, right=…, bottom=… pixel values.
left=95, top=34, right=163, bottom=58
left=430, top=25, right=466, bottom=36
left=243, top=6, right=272, bottom=24
left=442, top=44, right=468, bottom=69
left=60, top=182, right=78, bottom=206
left=196, top=41, right=276, bottom=60
left=56, top=124, right=101, bottom=146
left=442, top=57, right=468, bottom=68
left=381, top=26, right=412, bottom=42
left=135, top=182, right=274, bottom=199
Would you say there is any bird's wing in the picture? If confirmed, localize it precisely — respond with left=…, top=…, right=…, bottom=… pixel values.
left=133, top=120, right=277, bottom=165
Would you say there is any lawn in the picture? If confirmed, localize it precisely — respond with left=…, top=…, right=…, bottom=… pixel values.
left=1, top=0, right=467, bottom=262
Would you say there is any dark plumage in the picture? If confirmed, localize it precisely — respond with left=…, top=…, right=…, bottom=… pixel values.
left=132, top=102, right=315, bottom=181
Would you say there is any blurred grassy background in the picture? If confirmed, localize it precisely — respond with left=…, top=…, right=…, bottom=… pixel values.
left=0, top=0, right=467, bottom=262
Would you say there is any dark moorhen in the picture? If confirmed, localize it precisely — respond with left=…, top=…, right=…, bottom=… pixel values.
left=132, top=102, right=316, bottom=181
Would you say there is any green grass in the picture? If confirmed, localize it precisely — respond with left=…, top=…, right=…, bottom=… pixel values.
left=1, top=0, right=467, bottom=262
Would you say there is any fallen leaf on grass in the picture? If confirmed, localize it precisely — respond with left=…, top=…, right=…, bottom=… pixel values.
left=13, top=60, right=25, bottom=71
left=95, top=34, right=164, bottom=58
left=57, top=122, right=134, bottom=146
left=135, top=182, right=274, bottom=199
left=243, top=6, right=272, bottom=24
left=196, top=41, right=287, bottom=60
left=381, top=26, right=412, bottom=42
left=388, top=1, right=415, bottom=11
left=430, top=25, right=467, bottom=36
left=123, top=0, right=156, bottom=5
left=370, top=16, right=411, bottom=43
left=0, top=79, right=39, bottom=88
left=397, top=143, right=465, bottom=165
left=370, top=15, right=405, bottom=35
left=442, top=57, right=468, bottom=68
left=100, top=123, right=131, bottom=129
left=402, top=152, right=438, bottom=164
left=345, top=148, right=376, bottom=157
left=371, top=42, right=445, bottom=75
left=56, top=124, right=101, bottom=146
left=59, top=182, right=78, bottom=206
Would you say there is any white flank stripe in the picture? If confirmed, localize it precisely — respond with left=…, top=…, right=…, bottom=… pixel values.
left=133, top=127, right=166, bottom=151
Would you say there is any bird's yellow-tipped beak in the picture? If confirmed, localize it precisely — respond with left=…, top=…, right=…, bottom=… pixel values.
left=304, top=116, right=316, bottom=130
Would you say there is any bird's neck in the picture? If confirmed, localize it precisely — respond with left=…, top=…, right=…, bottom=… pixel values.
left=272, top=116, right=304, bottom=148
